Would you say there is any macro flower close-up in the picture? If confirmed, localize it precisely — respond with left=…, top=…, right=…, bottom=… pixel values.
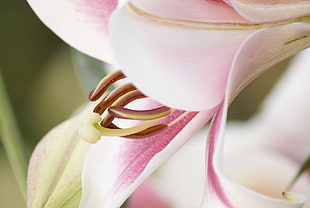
left=0, top=0, right=309, bottom=208
left=127, top=48, right=310, bottom=208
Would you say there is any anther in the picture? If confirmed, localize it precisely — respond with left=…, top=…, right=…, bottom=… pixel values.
left=88, top=70, right=126, bottom=101
left=110, top=90, right=146, bottom=108
left=102, top=123, right=168, bottom=139
left=83, top=70, right=178, bottom=142
left=100, top=90, right=147, bottom=127
left=93, top=117, right=166, bottom=137
left=123, top=124, right=168, bottom=139
left=108, top=106, right=172, bottom=120
left=93, top=83, right=137, bottom=114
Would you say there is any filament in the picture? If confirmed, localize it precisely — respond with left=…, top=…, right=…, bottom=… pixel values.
left=81, top=69, right=192, bottom=143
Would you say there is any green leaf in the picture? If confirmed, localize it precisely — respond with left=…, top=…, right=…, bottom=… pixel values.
left=286, top=153, right=310, bottom=191
left=0, top=69, right=28, bottom=200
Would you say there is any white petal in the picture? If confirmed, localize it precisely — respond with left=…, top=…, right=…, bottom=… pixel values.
left=201, top=23, right=310, bottom=208
left=26, top=0, right=118, bottom=63
left=151, top=129, right=208, bottom=208
left=230, top=0, right=310, bottom=22
left=202, top=105, right=308, bottom=208
left=260, top=48, right=310, bottom=152
left=130, top=0, right=247, bottom=23
left=110, top=4, right=253, bottom=111
left=110, top=3, right=310, bottom=111
left=79, top=99, right=217, bottom=208
left=224, top=48, right=310, bottom=165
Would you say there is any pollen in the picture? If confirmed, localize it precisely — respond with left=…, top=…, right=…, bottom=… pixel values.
left=80, top=70, right=176, bottom=143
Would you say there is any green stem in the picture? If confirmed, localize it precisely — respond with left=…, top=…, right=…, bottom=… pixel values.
left=0, top=69, right=27, bottom=201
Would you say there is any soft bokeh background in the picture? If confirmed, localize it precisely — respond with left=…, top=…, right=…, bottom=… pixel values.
left=0, top=1, right=290, bottom=207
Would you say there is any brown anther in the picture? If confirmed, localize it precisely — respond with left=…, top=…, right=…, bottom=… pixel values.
left=102, top=123, right=168, bottom=139
left=87, top=70, right=174, bottom=140
left=105, top=123, right=168, bottom=138
left=93, top=83, right=137, bottom=114
left=112, top=90, right=146, bottom=107
left=99, top=90, right=147, bottom=127
left=100, top=115, right=115, bottom=127
left=88, top=70, right=126, bottom=101
left=108, top=106, right=171, bottom=120
left=123, top=124, right=168, bottom=139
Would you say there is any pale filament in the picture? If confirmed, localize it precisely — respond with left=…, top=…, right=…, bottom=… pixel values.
left=84, top=70, right=191, bottom=141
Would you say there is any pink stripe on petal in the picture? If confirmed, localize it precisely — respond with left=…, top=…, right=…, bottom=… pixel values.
left=80, top=99, right=216, bottom=208
left=202, top=23, right=310, bottom=208
left=207, top=105, right=234, bottom=208
left=113, top=110, right=197, bottom=191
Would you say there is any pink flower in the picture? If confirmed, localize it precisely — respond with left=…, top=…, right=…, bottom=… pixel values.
left=26, top=0, right=310, bottom=208
left=27, top=0, right=310, bottom=111
left=129, top=48, right=310, bottom=208
left=203, top=48, right=310, bottom=208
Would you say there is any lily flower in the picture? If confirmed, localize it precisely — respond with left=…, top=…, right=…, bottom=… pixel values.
left=25, top=0, right=310, bottom=208
left=26, top=0, right=310, bottom=111
left=128, top=48, right=310, bottom=208
left=202, top=48, right=310, bottom=208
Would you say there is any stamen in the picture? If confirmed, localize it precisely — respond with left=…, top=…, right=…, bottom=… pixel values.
left=123, top=124, right=168, bottom=139
left=100, top=90, right=147, bottom=127
left=108, top=106, right=172, bottom=120
left=93, top=83, right=137, bottom=114
left=110, top=90, right=147, bottom=107
left=103, top=123, right=168, bottom=139
left=93, top=117, right=166, bottom=137
left=82, top=70, right=185, bottom=142
left=88, top=70, right=126, bottom=101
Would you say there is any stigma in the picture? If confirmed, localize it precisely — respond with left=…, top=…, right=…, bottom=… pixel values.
left=79, top=70, right=181, bottom=144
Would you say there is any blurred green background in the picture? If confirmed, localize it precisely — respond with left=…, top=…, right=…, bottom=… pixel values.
left=0, top=1, right=289, bottom=207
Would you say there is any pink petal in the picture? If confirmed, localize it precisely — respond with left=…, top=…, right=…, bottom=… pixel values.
left=202, top=26, right=310, bottom=207
left=150, top=129, right=208, bottom=208
left=224, top=148, right=310, bottom=207
left=26, top=0, right=118, bottom=64
left=79, top=99, right=218, bottom=208
left=203, top=104, right=308, bottom=208
left=128, top=180, right=172, bottom=208
left=149, top=125, right=310, bottom=208
left=224, top=23, right=310, bottom=102
left=110, top=2, right=310, bottom=111
left=257, top=48, right=310, bottom=163
left=109, top=3, right=253, bottom=111
left=229, top=0, right=310, bottom=22
left=130, top=0, right=247, bottom=23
